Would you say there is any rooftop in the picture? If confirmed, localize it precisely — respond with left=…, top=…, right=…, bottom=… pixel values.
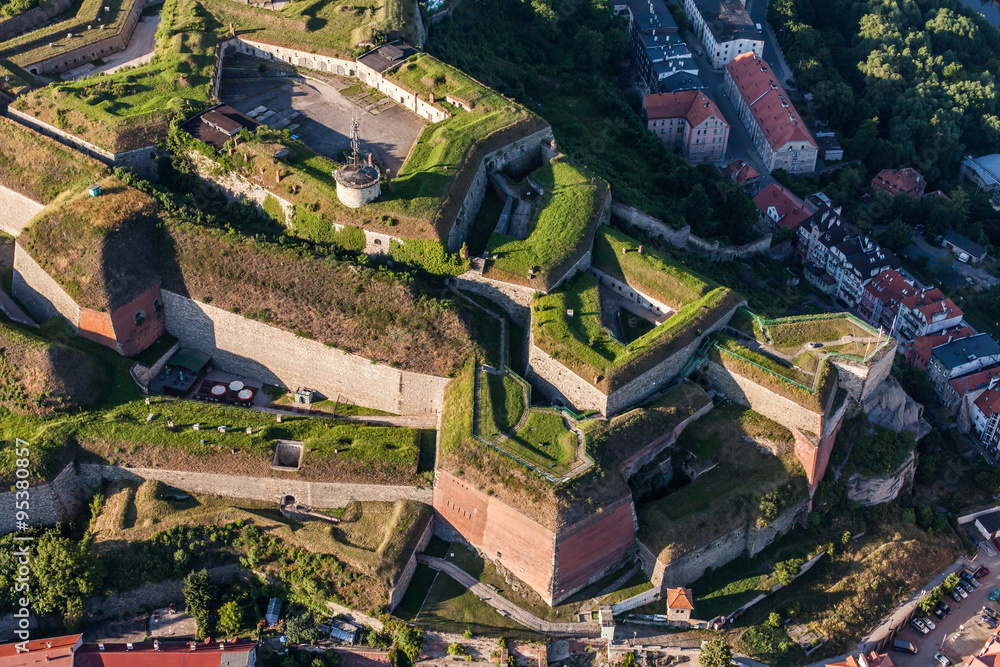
left=74, top=639, right=256, bottom=667
left=180, top=105, right=260, bottom=151
left=357, top=42, right=419, bottom=74
left=943, top=230, right=988, bottom=258
left=975, top=383, right=1000, bottom=418
left=752, top=182, right=813, bottom=229
left=962, top=154, right=1000, bottom=188
left=0, top=635, right=81, bottom=666
left=872, top=167, right=926, bottom=198
left=660, top=71, right=707, bottom=92
left=725, top=53, right=816, bottom=152
left=901, top=287, right=963, bottom=325
left=645, top=90, right=727, bottom=128
left=977, top=510, right=1000, bottom=534
left=932, top=333, right=1000, bottom=370
left=830, top=652, right=897, bottom=667
left=665, top=587, right=695, bottom=610
left=723, top=158, right=760, bottom=184
left=950, top=363, right=1000, bottom=397
left=690, top=0, right=760, bottom=43
left=863, top=269, right=915, bottom=310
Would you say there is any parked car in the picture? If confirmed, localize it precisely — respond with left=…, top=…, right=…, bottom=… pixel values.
left=938, top=601, right=952, bottom=614
left=951, top=590, right=964, bottom=603
left=912, top=618, right=929, bottom=634
left=993, top=538, right=1000, bottom=551
left=892, top=640, right=918, bottom=655
left=935, top=653, right=951, bottom=666
left=959, top=581, right=974, bottom=594
left=970, top=578, right=981, bottom=589
left=983, top=606, right=998, bottom=620
left=984, top=615, right=998, bottom=629
left=989, top=588, right=1000, bottom=601
left=923, top=617, right=936, bottom=630
left=934, top=608, right=946, bottom=620
left=956, top=585, right=969, bottom=598
left=975, top=566, right=991, bottom=579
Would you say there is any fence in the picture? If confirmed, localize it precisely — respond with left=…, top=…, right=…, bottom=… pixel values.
left=740, top=308, right=894, bottom=364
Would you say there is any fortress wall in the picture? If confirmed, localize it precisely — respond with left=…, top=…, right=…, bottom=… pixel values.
left=12, top=242, right=82, bottom=328
left=433, top=469, right=556, bottom=601
left=526, top=338, right=608, bottom=415
left=161, top=290, right=449, bottom=416
left=648, top=497, right=808, bottom=591
left=552, top=495, right=636, bottom=603
left=447, top=126, right=556, bottom=252
left=592, top=267, right=673, bottom=317
left=0, top=0, right=74, bottom=42
left=833, top=349, right=894, bottom=407
left=452, top=271, right=535, bottom=326
left=618, top=398, right=714, bottom=478
left=704, top=360, right=821, bottom=435
left=605, top=300, right=743, bottom=416
left=388, top=517, right=434, bottom=611
left=231, top=38, right=357, bottom=78
left=0, top=185, right=44, bottom=236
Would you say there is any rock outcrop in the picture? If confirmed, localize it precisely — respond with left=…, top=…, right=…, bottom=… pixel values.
left=863, top=376, right=932, bottom=440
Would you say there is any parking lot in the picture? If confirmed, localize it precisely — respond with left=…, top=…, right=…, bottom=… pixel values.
left=889, top=560, right=1000, bottom=667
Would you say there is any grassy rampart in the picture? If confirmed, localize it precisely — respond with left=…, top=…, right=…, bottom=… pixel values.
left=0, top=115, right=104, bottom=202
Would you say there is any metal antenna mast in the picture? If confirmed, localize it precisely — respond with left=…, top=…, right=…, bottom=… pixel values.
left=350, top=115, right=361, bottom=166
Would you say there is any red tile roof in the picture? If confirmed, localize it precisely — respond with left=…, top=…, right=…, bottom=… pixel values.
left=955, top=364, right=1000, bottom=398
left=830, top=652, right=896, bottom=667
left=645, top=91, right=727, bottom=129
left=900, top=287, right=962, bottom=325
left=871, top=167, right=926, bottom=198
left=722, top=159, right=760, bottom=185
left=977, top=385, right=1000, bottom=418
left=74, top=640, right=255, bottom=667
left=752, top=183, right=812, bottom=229
left=863, top=269, right=914, bottom=309
left=725, top=53, right=816, bottom=151
left=0, top=635, right=81, bottom=667
left=665, top=587, right=695, bottom=610
left=966, top=630, right=1000, bottom=667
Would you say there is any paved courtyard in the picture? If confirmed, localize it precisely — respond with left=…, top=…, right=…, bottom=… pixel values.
left=221, top=65, right=426, bottom=174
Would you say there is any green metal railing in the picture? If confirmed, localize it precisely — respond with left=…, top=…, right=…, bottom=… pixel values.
left=738, top=307, right=893, bottom=364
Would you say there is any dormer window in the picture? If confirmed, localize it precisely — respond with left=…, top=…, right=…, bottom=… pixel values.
left=135, top=311, right=146, bottom=326
left=153, top=298, right=163, bottom=312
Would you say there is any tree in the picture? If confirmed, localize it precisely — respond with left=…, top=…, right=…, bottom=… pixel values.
left=447, top=643, right=465, bottom=656
left=183, top=569, right=217, bottom=639
left=699, top=638, right=733, bottom=667
left=774, top=558, right=805, bottom=586
left=620, top=653, right=638, bottom=667
left=875, top=219, right=913, bottom=252
left=393, top=625, right=423, bottom=667
left=31, top=534, right=100, bottom=630
left=286, top=612, right=324, bottom=646
left=463, top=629, right=473, bottom=640
left=218, top=601, right=243, bottom=638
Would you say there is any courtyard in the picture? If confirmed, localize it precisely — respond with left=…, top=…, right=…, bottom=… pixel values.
left=219, top=55, right=426, bottom=174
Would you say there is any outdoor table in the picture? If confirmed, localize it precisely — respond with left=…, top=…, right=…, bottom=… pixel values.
left=237, top=388, right=253, bottom=402
left=210, top=384, right=226, bottom=398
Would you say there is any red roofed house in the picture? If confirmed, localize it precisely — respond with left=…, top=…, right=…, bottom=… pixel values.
left=857, top=268, right=915, bottom=332
left=752, top=183, right=813, bottom=229
left=830, top=652, right=896, bottom=667
left=948, top=364, right=1000, bottom=429
left=0, top=634, right=81, bottom=667
left=965, top=625, right=1000, bottom=667
left=722, top=159, right=761, bottom=190
left=895, top=287, right=964, bottom=340
left=74, top=639, right=256, bottom=667
left=665, top=587, right=695, bottom=622
left=904, top=325, right=975, bottom=370
left=645, top=91, right=730, bottom=164
left=723, top=52, right=818, bottom=173
left=972, top=380, right=1000, bottom=453
left=871, top=167, right=926, bottom=200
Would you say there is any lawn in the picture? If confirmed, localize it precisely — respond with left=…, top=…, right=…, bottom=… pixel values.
left=592, top=225, right=715, bottom=309
left=414, top=571, right=531, bottom=636
left=501, top=411, right=578, bottom=476
left=3, top=0, right=132, bottom=67
left=763, top=314, right=880, bottom=355
left=393, top=563, right=438, bottom=620
left=618, top=308, right=654, bottom=343
left=480, top=370, right=526, bottom=437
left=10, top=0, right=218, bottom=152
left=635, top=404, right=807, bottom=564
left=0, top=116, right=105, bottom=203
left=532, top=268, right=743, bottom=392
left=484, top=156, right=608, bottom=289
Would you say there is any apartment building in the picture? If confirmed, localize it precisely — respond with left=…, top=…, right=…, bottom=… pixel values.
left=683, top=0, right=762, bottom=68
left=644, top=90, right=729, bottom=163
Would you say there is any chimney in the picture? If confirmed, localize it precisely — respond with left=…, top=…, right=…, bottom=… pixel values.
left=190, top=643, right=197, bottom=651
left=368, top=153, right=372, bottom=166
left=429, top=92, right=434, bottom=104
left=127, top=644, right=134, bottom=651
left=229, top=21, right=235, bottom=37
left=154, top=640, right=160, bottom=651
left=859, top=654, right=869, bottom=667
left=99, top=644, right=105, bottom=652
left=275, top=169, right=280, bottom=184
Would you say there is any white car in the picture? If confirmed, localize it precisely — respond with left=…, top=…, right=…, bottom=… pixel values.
left=922, top=617, right=936, bottom=630
left=935, top=653, right=951, bottom=666
left=957, top=586, right=969, bottom=599
left=912, top=618, right=929, bottom=635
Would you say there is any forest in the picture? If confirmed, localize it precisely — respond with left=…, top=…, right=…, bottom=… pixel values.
left=424, top=0, right=761, bottom=244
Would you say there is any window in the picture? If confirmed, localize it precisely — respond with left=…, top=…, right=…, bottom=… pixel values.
left=153, top=298, right=163, bottom=312
left=134, top=311, right=146, bottom=326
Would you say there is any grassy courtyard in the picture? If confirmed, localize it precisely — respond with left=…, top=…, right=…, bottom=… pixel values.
left=479, top=370, right=526, bottom=438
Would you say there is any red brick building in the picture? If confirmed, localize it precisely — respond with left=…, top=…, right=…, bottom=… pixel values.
left=871, top=167, right=926, bottom=199
left=644, top=91, right=730, bottom=164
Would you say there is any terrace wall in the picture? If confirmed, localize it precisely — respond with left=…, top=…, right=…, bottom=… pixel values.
left=0, top=462, right=433, bottom=535
left=388, top=516, right=434, bottom=611
left=230, top=38, right=357, bottom=78
left=617, top=398, right=714, bottom=479
left=591, top=267, right=672, bottom=317
left=612, top=202, right=772, bottom=262
left=646, top=496, right=809, bottom=591
left=188, top=151, right=295, bottom=224
left=432, top=469, right=637, bottom=604
left=452, top=268, right=536, bottom=326
left=161, top=290, right=449, bottom=416
left=704, top=359, right=822, bottom=436
left=0, top=0, right=74, bottom=43
left=833, top=349, right=894, bottom=407
left=526, top=337, right=609, bottom=415
left=447, top=126, right=556, bottom=252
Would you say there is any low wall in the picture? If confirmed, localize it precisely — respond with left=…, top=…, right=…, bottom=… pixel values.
left=526, top=338, right=608, bottom=415
left=388, top=516, right=433, bottom=611
left=612, top=202, right=772, bottom=261
left=229, top=38, right=357, bottom=78
left=649, top=497, right=808, bottom=590
left=162, top=290, right=449, bottom=416
left=0, top=184, right=44, bottom=236
left=617, top=398, right=713, bottom=479
left=0, top=0, right=74, bottom=42
left=452, top=268, right=536, bottom=326
left=12, top=241, right=82, bottom=328
left=704, top=360, right=821, bottom=436
left=0, top=461, right=433, bottom=535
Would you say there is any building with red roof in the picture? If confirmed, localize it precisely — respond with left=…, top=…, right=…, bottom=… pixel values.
left=904, top=325, right=975, bottom=371
left=722, top=159, right=761, bottom=190
left=723, top=53, right=818, bottom=173
left=665, top=587, right=695, bottom=622
left=644, top=91, right=730, bottom=163
left=895, top=287, right=964, bottom=340
left=0, top=634, right=81, bottom=667
left=752, top=183, right=813, bottom=229
left=830, top=652, right=896, bottom=667
left=857, top=268, right=915, bottom=332
left=966, top=626, right=1000, bottom=667
left=871, top=167, right=926, bottom=200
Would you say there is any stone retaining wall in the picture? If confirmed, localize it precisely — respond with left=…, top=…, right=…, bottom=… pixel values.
left=452, top=270, right=536, bottom=326
left=612, top=202, right=772, bottom=262
left=846, top=450, right=916, bottom=506
left=0, top=184, right=44, bottom=236
left=12, top=240, right=81, bottom=327
left=0, top=0, right=74, bottom=42
left=188, top=151, right=295, bottom=224
left=388, top=516, right=433, bottom=610
left=162, top=290, right=449, bottom=416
